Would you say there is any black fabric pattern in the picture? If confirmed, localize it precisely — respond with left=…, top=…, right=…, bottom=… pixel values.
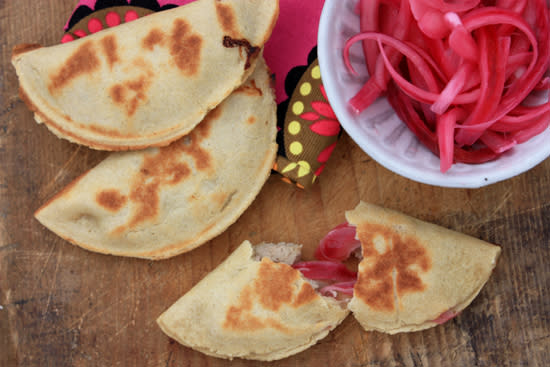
left=94, top=0, right=128, bottom=10
left=129, top=0, right=161, bottom=11
left=65, top=0, right=179, bottom=31
left=66, top=6, right=94, bottom=30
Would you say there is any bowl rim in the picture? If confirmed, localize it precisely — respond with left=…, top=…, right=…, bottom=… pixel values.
left=317, top=0, right=550, bottom=188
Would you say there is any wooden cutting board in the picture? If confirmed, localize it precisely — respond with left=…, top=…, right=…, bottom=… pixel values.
left=1, top=1, right=549, bottom=366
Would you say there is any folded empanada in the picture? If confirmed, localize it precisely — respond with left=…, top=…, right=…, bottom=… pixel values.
left=34, top=58, right=277, bottom=259
left=12, top=0, right=279, bottom=150
left=157, top=240, right=349, bottom=361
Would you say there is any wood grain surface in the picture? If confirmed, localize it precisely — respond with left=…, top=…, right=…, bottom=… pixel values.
left=1, top=1, right=550, bottom=366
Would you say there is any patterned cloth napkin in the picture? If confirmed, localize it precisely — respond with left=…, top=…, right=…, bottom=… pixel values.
left=62, top=0, right=341, bottom=189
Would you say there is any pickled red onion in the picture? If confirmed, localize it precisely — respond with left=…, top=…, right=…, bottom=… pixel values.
left=314, top=223, right=361, bottom=262
left=432, top=310, right=460, bottom=324
left=292, top=261, right=357, bottom=282
left=343, top=0, right=550, bottom=172
left=292, top=223, right=361, bottom=299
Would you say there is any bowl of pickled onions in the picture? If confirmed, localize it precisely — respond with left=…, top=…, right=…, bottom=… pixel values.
left=318, top=0, right=550, bottom=188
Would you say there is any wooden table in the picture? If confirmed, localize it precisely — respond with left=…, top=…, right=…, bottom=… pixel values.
left=1, top=1, right=549, bottom=366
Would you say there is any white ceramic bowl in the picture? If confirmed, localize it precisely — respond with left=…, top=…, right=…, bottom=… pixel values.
left=318, top=0, right=550, bottom=188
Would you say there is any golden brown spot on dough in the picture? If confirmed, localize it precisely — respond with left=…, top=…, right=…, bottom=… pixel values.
left=224, top=306, right=265, bottom=331
left=96, top=189, right=127, bottom=212
left=142, top=28, right=165, bottom=51
left=109, top=71, right=153, bottom=117
left=126, top=144, right=193, bottom=228
left=110, top=85, right=125, bottom=104
left=48, top=41, right=100, bottom=93
left=12, top=43, right=42, bottom=57
left=215, top=2, right=238, bottom=36
left=235, top=80, right=263, bottom=96
left=393, top=234, right=431, bottom=295
left=113, top=107, right=219, bottom=232
left=169, top=19, right=202, bottom=76
left=132, top=57, right=152, bottom=71
left=293, top=283, right=318, bottom=308
left=255, top=259, right=298, bottom=311
left=247, top=116, right=256, bottom=125
left=354, top=268, right=395, bottom=312
left=222, top=261, right=300, bottom=333
left=100, top=35, right=119, bottom=68
left=198, top=106, right=222, bottom=131
left=354, top=223, right=432, bottom=312
left=127, top=77, right=149, bottom=116
left=180, top=138, right=211, bottom=171
left=223, top=258, right=320, bottom=333
left=223, top=284, right=291, bottom=333
left=127, top=181, right=161, bottom=228
left=223, top=285, right=264, bottom=330
left=178, top=107, right=219, bottom=170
